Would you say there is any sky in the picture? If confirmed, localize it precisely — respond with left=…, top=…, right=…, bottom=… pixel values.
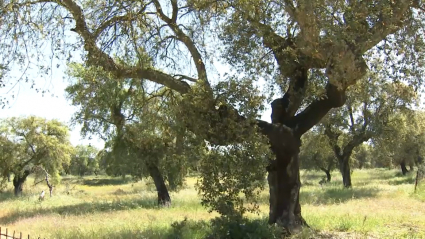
left=0, top=62, right=274, bottom=150
left=0, top=66, right=107, bottom=149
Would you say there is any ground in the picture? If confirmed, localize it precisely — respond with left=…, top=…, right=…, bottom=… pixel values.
left=0, top=169, right=424, bottom=239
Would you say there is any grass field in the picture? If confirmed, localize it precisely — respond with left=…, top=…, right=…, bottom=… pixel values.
left=0, top=168, right=424, bottom=239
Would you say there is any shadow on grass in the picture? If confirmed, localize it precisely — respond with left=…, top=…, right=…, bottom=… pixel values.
left=387, top=176, right=416, bottom=185
left=46, top=217, right=289, bottom=239
left=365, top=169, right=398, bottom=181
left=0, top=197, right=159, bottom=224
left=0, top=191, right=16, bottom=201
left=300, top=187, right=381, bottom=205
left=257, top=186, right=380, bottom=206
left=81, top=177, right=133, bottom=186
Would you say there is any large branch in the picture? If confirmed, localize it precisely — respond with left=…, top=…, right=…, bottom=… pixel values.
left=345, top=1, right=413, bottom=53
left=292, top=83, right=347, bottom=136
left=244, top=19, right=312, bottom=124
left=93, top=3, right=150, bottom=39
left=58, top=0, right=191, bottom=94
left=284, top=0, right=321, bottom=50
left=152, top=0, right=212, bottom=94
left=270, top=67, right=308, bottom=124
left=342, top=132, right=372, bottom=158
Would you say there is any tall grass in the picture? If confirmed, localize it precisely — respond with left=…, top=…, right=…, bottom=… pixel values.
left=0, top=169, right=424, bottom=239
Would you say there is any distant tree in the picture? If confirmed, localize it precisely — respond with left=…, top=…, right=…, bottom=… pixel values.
left=0, top=134, right=16, bottom=189
left=300, top=130, right=335, bottom=182
left=372, top=111, right=425, bottom=175
left=65, top=63, right=203, bottom=205
left=0, top=116, right=73, bottom=196
left=69, top=145, right=100, bottom=176
left=352, top=144, right=372, bottom=169
left=322, top=72, right=416, bottom=187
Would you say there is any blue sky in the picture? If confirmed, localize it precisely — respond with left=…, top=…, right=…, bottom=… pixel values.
left=0, top=65, right=107, bottom=149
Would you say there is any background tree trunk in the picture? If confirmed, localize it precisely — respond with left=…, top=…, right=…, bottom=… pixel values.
left=7, top=173, right=11, bottom=182
left=12, top=170, right=31, bottom=196
left=339, top=157, right=352, bottom=188
left=400, top=161, right=409, bottom=175
left=325, top=170, right=331, bottom=182
left=147, top=163, right=171, bottom=207
left=319, top=167, right=332, bottom=182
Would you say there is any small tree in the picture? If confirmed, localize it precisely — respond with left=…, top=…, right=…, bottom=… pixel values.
left=65, top=63, right=201, bottom=205
left=372, top=111, right=425, bottom=175
left=69, top=145, right=100, bottom=176
left=352, top=144, right=372, bottom=169
left=322, top=72, right=416, bottom=187
left=300, top=130, right=335, bottom=182
left=0, top=116, right=73, bottom=196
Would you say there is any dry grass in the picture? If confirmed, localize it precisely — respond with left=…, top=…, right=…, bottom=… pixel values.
left=0, top=169, right=424, bottom=239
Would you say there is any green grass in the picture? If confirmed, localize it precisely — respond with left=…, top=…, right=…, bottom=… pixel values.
left=0, top=169, right=424, bottom=239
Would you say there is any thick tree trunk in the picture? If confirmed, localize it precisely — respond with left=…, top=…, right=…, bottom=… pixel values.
left=267, top=139, right=307, bottom=234
left=12, top=170, right=31, bottom=196
left=325, top=170, right=331, bottom=182
left=319, top=167, right=332, bottom=182
left=147, top=163, right=171, bottom=207
left=339, top=157, right=352, bottom=188
left=400, top=161, right=409, bottom=175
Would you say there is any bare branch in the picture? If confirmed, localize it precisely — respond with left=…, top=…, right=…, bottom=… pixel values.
left=152, top=0, right=212, bottom=93
left=173, top=74, right=198, bottom=82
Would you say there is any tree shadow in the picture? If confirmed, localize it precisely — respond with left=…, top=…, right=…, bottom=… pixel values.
left=80, top=177, right=133, bottom=186
left=365, top=169, right=397, bottom=181
left=0, top=191, right=15, bottom=201
left=0, top=197, right=159, bottom=224
left=45, top=217, right=286, bottom=239
left=387, top=176, right=416, bottom=185
left=300, top=187, right=381, bottom=205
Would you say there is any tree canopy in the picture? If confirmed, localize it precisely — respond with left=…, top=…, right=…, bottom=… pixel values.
left=372, top=110, right=425, bottom=173
left=322, top=70, right=417, bottom=187
left=68, top=144, right=100, bottom=176
left=0, top=116, right=73, bottom=195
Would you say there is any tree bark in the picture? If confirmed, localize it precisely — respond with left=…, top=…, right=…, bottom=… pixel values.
left=400, top=161, right=409, bottom=176
left=266, top=134, right=307, bottom=234
left=12, top=170, right=31, bottom=196
left=147, top=163, right=171, bottom=207
left=339, top=157, right=352, bottom=188
left=325, top=170, right=331, bottom=182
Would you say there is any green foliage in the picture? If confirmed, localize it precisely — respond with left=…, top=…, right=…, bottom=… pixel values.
left=68, top=145, right=100, bottom=176
left=300, top=130, right=335, bottom=173
left=197, top=130, right=272, bottom=216
left=352, top=144, right=372, bottom=169
left=0, top=133, right=16, bottom=187
left=65, top=63, right=198, bottom=191
left=321, top=71, right=417, bottom=167
left=208, top=216, right=284, bottom=239
left=0, top=116, right=74, bottom=189
left=372, top=110, right=425, bottom=168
